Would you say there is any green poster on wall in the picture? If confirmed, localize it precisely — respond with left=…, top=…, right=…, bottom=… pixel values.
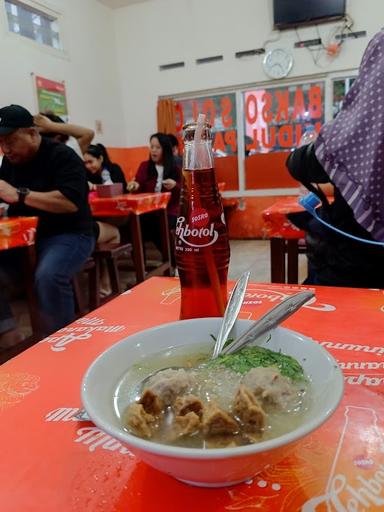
left=35, top=75, right=68, bottom=120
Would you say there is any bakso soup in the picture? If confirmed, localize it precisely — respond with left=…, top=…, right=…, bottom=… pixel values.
left=116, top=343, right=310, bottom=449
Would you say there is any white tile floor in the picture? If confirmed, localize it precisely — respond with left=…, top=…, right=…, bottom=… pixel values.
left=228, top=239, right=308, bottom=283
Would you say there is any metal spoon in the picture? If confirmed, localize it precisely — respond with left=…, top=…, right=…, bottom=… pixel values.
left=76, top=289, right=315, bottom=420
left=76, top=273, right=252, bottom=418
left=211, top=271, right=250, bottom=359
left=135, top=285, right=314, bottom=399
left=134, top=271, right=250, bottom=397
left=221, top=290, right=314, bottom=356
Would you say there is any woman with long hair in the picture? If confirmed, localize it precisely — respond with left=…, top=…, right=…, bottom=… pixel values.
left=127, top=132, right=182, bottom=257
left=127, top=132, right=181, bottom=228
left=84, top=143, right=128, bottom=193
left=85, top=144, right=128, bottom=296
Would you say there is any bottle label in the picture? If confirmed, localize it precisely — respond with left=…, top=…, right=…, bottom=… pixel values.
left=190, top=207, right=209, bottom=228
left=175, top=215, right=219, bottom=248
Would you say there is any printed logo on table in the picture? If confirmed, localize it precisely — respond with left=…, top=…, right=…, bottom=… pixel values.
left=22, top=227, right=36, bottom=245
left=45, top=406, right=134, bottom=457
left=115, top=200, right=130, bottom=212
left=0, top=372, right=40, bottom=411
left=74, top=426, right=133, bottom=455
left=343, top=371, right=384, bottom=388
left=322, top=341, right=384, bottom=387
left=160, top=285, right=335, bottom=312
left=40, top=316, right=126, bottom=352
left=161, top=286, right=181, bottom=305
left=244, top=286, right=336, bottom=312
left=303, top=406, right=384, bottom=511
left=354, top=455, right=375, bottom=469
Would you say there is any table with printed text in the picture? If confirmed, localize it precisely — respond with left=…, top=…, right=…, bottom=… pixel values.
left=0, top=277, right=384, bottom=511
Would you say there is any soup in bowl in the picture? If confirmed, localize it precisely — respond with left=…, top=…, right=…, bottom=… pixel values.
left=81, top=318, right=343, bottom=487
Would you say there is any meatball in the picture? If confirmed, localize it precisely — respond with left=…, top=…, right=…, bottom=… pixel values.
left=173, top=394, right=204, bottom=417
left=233, top=384, right=266, bottom=433
left=146, top=368, right=196, bottom=406
left=242, top=367, right=297, bottom=410
left=139, top=389, right=164, bottom=415
left=202, top=402, right=239, bottom=436
left=174, top=411, right=201, bottom=437
left=124, top=403, right=155, bottom=439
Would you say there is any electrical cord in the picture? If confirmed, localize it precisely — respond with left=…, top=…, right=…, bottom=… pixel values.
left=262, top=31, right=281, bottom=50
left=298, top=192, right=384, bottom=246
left=295, top=26, right=323, bottom=65
left=295, top=13, right=355, bottom=66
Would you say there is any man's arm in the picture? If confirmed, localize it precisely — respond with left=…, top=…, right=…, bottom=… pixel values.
left=0, top=180, right=77, bottom=213
left=34, top=114, right=95, bottom=155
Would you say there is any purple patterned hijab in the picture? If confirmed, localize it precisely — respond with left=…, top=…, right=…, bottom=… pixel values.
left=315, top=31, right=384, bottom=242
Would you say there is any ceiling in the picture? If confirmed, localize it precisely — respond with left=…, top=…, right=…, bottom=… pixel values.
left=97, top=0, right=150, bottom=8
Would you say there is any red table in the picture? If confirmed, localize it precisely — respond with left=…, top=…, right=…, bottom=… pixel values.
left=89, top=192, right=171, bottom=217
left=0, top=217, right=40, bottom=339
left=262, top=197, right=306, bottom=284
left=0, top=216, right=38, bottom=250
left=90, top=192, right=172, bottom=283
left=1, top=277, right=384, bottom=511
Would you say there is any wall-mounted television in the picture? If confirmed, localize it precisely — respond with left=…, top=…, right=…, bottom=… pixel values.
left=273, top=0, right=346, bottom=30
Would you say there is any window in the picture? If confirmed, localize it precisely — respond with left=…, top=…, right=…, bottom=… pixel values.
left=172, top=79, right=330, bottom=193
left=4, top=0, right=61, bottom=49
left=332, top=77, right=356, bottom=118
left=243, top=81, right=325, bottom=155
left=242, top=81, right=324, bottom=191
left=175, top=94, right=237, bottom=158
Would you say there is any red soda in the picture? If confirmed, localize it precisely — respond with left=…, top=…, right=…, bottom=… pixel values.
left=175, top=121, right=230, bottom=319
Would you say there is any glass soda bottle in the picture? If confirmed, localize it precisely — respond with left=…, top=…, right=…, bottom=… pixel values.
left=175, top=121, right=230, bottom=319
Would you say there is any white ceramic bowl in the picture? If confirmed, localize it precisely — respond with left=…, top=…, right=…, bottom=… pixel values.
left=81, top=318, right=344, bottom=487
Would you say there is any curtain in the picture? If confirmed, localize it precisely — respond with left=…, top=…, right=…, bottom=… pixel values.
left=157, top=98, right=177, bottom=134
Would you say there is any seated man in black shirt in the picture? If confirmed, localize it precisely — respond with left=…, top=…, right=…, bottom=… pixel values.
left=0, top=104, right=95, bottom=347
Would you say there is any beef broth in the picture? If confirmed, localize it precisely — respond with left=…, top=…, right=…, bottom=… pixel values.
left=114, top=343, right=311, bottom=449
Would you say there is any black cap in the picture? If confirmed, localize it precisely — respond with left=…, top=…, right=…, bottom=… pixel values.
left=0, top=105, right=34, bottom=135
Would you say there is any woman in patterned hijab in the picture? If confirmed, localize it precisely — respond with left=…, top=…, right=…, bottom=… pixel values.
left=286, top=31, right=384, bottom=288
left=315, top=31, right=384, bottom=242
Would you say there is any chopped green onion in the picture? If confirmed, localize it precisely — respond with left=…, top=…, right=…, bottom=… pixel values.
left=207, top=346, right=305, bottom=381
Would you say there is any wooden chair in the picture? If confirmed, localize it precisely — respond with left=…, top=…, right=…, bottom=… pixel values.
left=93, top=242, right=133, bottom=302
left=1, top=254, right=99, bottom=364
left=73, top=256, right=100, bottom=316
left=270, top=237, right=307, bottom=284
left=20, top=245, right=41, bottom=339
